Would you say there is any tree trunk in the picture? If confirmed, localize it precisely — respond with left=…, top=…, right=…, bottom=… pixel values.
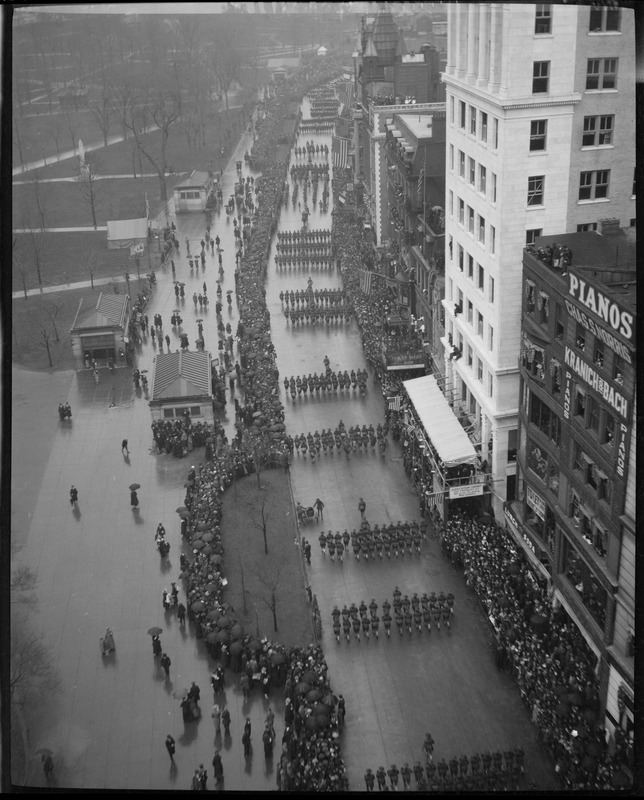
left=43, top=335, right=53, bottom=367
left=90, top=196, right=98, bottom=229
left=271, top=593, right=278, bottom=632
left=158, top=168, right=167, bottom=202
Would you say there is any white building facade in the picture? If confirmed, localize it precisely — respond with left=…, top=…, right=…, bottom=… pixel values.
left=442, top=2, right=635, bottom=516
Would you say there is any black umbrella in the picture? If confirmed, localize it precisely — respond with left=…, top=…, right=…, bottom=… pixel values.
left=147, top=627, right=163, bottom=636
left=129, top=483, right=141, bottom=491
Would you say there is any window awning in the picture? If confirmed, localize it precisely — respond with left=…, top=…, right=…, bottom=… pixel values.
left=403, top=375, right=479, bottom=467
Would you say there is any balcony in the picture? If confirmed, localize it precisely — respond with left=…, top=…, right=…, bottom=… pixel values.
left=383, top=339, right=426, bottom=369
left=417, top=206, right=445, bottom=238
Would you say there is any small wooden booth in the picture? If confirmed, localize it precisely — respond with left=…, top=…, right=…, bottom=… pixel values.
left=149, top=350, right=214, bottom=423
left=173, top=170, right=217, bottom=213
left=70, top=292, right=131, bottom=369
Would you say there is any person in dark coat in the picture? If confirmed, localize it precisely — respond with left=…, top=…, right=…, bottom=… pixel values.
left=152, top=635, right=162, bottom=657
left=242, top=729, right=251, bottom=756
left=212, top=751, right=224, bottom=784
left=160, top=652, right=171, bottom=678
left=165, top=734, right=176, bottom=760
left=177, top=603, right=186, bottom=625
left=130, top=490, right=139, bottom=507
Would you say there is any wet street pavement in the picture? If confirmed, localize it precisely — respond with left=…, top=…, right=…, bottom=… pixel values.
left=12, top=95, right=558, bottom=790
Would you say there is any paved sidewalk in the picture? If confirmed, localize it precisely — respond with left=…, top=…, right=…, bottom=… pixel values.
left=13, top=174, right=161, bottom=185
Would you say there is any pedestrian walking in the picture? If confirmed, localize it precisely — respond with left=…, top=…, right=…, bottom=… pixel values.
left=42, top=754, right=54, bottom=783
left=185, top=238, right=190, bottom=255
left=376, top=766, right=387, bottom=790
left=121, top=439, right=129, bottom=455
left=191, top=769, right=201, bottom=790
left=199, top=765, right=208, bottom=790
left=313, top=498, right=325, bottom=521
left=211, top=704, right=221, bottom=735
left=152, top=635, right=162, bottom=657
left=265, top=707, right=275, bottom=737
left=177, top=602, right=186, bottom=625
left=130, top=490, right=139, bottom=507
left=162, top=588, right=170, bottom=611
left=165, top=334, right=171, bottom=349
left=69, top=485, right=78, bottom=507
left=358, top=497, right=366, bottom=519
left=171, top=260, right=176, bottom=279
left=242, top=729, right=251, bottom=757
left=262, top=728, right=274, bottom=758
left=221, top=708, right=231, bottom=734
left=165, top=734, right=176, bottom=761
left=364, top=768, right=375, bottom=791
left=93, top=368, right=100, bottom=385
left=337, top=695, right=346, bottom=728
left=212, top=751, right=224, bottom=784
left=160, top=652, right=171, bottom=677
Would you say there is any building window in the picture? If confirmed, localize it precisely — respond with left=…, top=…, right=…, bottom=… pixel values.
left=525, top=280, right=536, bottom=312
left=554, top=305, right=565, bottom=341
left=490, top=225, right=495, bottom=254
left=458, top=245, right=464, bottom=270
left=550, top=359, right=561, bottom=396
left=613, top=355, right=624, bottom=384
left=582, top=115, right=614, bottom=146
left=478, top=264, right=484, bottom=291
left=575, top=385, right=586, bottom=418
left=458, top=198, right=464, bottom=225
left=448, top=190, right=454, bottom=215
left=589, top=6, right=620, bottom=32
left=480, top=111, right=488, bottom=142
left=449, top=95, right=454, bottom=123
left=467, top=300, right=473, bottom=324
left=489, top=276, right=495, bottom=303
left=468, top=254, right=474, bottom=279
left=477, top=359, right=483, bottom=382
left=507, top=429, right=518, bottom=462
left=586, top=58, right=618, bottom=90
left=603, top=412, right=615, bottom=447
left=538, top=292, right=549, bottom=324
left=449, top=235, right=454, bottom=260
left=468, top=157, right=475, bottom=185
left=593, top=341, right=604, bottom=368
left=492, top=118, right=499, bottom=148
left=562, top=536, right=606, bottom=627
left=535, top=4, right=552, bottom=34
left=468, top=206, right=474, bottom=233
left=488, top=325, right=494, bottom=351
left=459, top=150, right=465, bottom=177
left=632, top=168, right=636, bottom=197
left=577, top=222, right=598, bottom=232
left=478, top=215, right=485, bottom=244
left=491, top=172, right=497, bottom=202
left=588, top=397, right=600, bottom=433
left=488, top=373, right=493, bottom=397
left=467, top=344, right=473, bottom=367
left=477, top=312, right=484, bottom=337
left=449, top=144, right=454, bottom=170
left=530, top=119, right=547, bottom=151
left=461, top=380, right=467, bottom=402
left=533, top=61, right=549, bottom=93
left=575, top=323, right=586, bottom=351
left=459, top=100, right=466, bottom=128
left=527, top=175, right=544, bottom=206
left=163, top=408, right=175, bottom=418
left=526, top=228, right=542, bottom=245
left=470, top=105, right=476, bottom=135
left=478, top=164, right=486, bottom=194
left=579, top=169, right=610, bottom=200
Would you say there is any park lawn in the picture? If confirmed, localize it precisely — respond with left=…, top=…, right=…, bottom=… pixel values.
left=12, top=278, right=149, bottom=372
left=12, top=231, right=133, bottom=293
left=220, top=468, right=314, bottom=650
left=12, top=176, right=170, bottom=230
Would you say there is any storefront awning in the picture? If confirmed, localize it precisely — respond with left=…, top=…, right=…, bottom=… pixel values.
left=403, top=375, right=478, bottom=467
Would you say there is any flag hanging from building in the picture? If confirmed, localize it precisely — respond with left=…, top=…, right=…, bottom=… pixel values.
left=336, top=80, right=354, bottom=111
left=332, top=135, right=350, bottom=169
left=358, top=268, right=373, bottom=295
left=388, top=395, right=402, bottom=411
left=425, top=492, right=445, bottom=508
left=417, top=157, right=426, bottom=200
left=145, top=192, right=150, bottom=219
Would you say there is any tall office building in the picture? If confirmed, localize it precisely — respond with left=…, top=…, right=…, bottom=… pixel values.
left=442, top=3, right=635, bottom=517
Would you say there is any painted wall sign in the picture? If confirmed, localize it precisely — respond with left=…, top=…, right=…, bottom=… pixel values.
left=568, top=273, right=634, bottom=344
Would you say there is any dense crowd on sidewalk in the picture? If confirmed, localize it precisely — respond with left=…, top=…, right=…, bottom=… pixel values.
left=440, top=511, right=631, bottom=790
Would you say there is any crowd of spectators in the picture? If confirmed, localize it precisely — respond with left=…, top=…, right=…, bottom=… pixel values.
left=440, top=511, right=631, bottom=790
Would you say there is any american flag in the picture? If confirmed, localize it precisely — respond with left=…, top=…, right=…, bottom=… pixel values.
left=332, top=135, right=350, bottom=169
left=417, top=158, right=426, bottom=200
left=358, top=268, right=373, bottom=295
left=425, top=493, right=444, bottom=508
left=145, top=192, right=150, bottom=219
left=388, top=395, right=402, bottom=411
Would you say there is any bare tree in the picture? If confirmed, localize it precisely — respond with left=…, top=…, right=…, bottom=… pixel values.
left=20, top=212, right=45, bottom=288
left=63, top=110, right=78, bottom=153
left=37, top=321, right=54, bottom=368
left=252, top=499, right=270, bottom=554
left=78, top=248, right=99, bottom=289
left=211, top=23, right=243, bottom=112
left=10, top=620, right=60, bottom=709
left=11, top=565, right=38, bottom=608
left=75, top=154, right=103, bottom=229
left=12, top=236, right=30, bottom=299
left=88, top=93, right=114, bottom=148
left=13, top=116, right=26, bottom=168
left=49, top=119, right=63, bottom=157
left=253, top=561, right=285, bottom=633
left=44, top=299, right=62, bottom=343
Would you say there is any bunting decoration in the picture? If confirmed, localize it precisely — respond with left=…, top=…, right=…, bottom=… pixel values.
left=332, top=135, right=350, bottom=169
left=358, top=268, right=373, bottom=295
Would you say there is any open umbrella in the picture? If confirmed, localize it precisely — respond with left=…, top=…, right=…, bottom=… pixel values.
left=586, top=741, right=604, bottom=757
left=196, top=318, right=204, bottom=323
left=229, top=640, right=243, bottom=656
left=211, top=554, right=223, bottom=565
left=172, top=687, right=190, bottom=700
left=247, top=639, right=261, bottom=653
left=176, top=506, right=189, bottom=515
left=554, top=685, right=569, bottom=697
left=184, top=480, right=195, bottom=488
left=555, top=701, right=570, bottom=717
left=192, top=539, right=205, bottom=550
left=191, top=601, right=206, bottom=613
left=306, top=689, right=321, bottom=703
left=506, top=562, right=520, bottom=575
left=497, top=596, right=510, bottom=608
left=322, top=693, right=338, bottom=707
left=582, top=708, right=598, bottom=724
left=530, top=613, right=548, bottom=632
left=205, top=436, right=215, bottom=444
left=305, top=715, right=324, bottom=732
left=34, top=747, right=53, bottom=757
left=205, top=631, right=220, bottom=644
left=201, top=533, right=215, bottom=542
left=612, top=770, right=630, bottom=788
left=203, top=582, right=218, bottom=593
left=568, top=692, right=584, bottom=707
left=195, top=521, right=209, bottom=531
left=178, top=510, right=191, bottom=519
left=312, top=703, right=329, bottom=717
left=270, top=652, right=286, bottom=665
left=295, top=681, right=311, bottom=695
left=147, top=627, right=163, bottom=637
left=230, top=623, right=244, bottom=640
left=206, top=610, right=220, bottom=622
left=214, top=630, right=230, bottom=644
left=301, top=670, right=317, bottom=685
left=216, top=616, right=232, bottom=629
left=129, top=483, right=141, bottom=491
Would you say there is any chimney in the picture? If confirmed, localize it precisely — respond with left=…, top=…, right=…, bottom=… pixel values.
left=597, top=218, right=620, bottom=236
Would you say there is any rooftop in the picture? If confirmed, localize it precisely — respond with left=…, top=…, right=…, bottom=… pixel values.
left=533, top=228, right=636, bottom=311
left=151, top=350, right=212, bottom=401
left=71, top=292, right=129, bottom=331
left=397, top=113, right=438, bottom=141
left=174, top=170, right=213, bottom=189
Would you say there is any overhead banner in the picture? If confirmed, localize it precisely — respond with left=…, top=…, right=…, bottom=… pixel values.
left=449, top=483, right=484, bottom=499
left=568, top=272, right=634, bottom=345
left=526, top=485, right=546, bottom=521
